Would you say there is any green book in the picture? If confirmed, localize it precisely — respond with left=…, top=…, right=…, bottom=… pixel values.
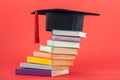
left=40, top=45, right=52, bottom=53
left=40, top=45, right=78, bottom=55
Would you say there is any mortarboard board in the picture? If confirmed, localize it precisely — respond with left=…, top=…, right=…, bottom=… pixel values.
left=31, top=8, right=100, bottom=43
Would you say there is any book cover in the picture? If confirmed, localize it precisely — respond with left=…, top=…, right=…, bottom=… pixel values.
left=33, top=51, right=51, bottom=59
left=27, top=56, right=73, bottom=66
left=27, top=56, right=52, bottom=65
left=40, top=45, right=52, bottom=53
left=16, top=68, right=51, bottom=76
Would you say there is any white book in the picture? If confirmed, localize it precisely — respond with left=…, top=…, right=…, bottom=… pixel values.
left=52, top=30, right=86, bottom=38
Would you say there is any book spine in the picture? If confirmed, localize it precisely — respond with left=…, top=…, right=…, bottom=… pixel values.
left=16, top=68, right=51, bottom=76
left=40, top=45, right=52, bottom=53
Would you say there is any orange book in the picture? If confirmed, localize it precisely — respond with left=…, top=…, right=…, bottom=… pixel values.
left=33, top=51, right=76, bottom=60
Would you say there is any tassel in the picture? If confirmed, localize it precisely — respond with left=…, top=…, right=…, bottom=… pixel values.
left=35, top=11, right=39, bottom=43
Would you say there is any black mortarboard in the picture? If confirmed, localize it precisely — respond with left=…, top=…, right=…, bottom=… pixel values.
left=31, top=8, right=100, bottom=43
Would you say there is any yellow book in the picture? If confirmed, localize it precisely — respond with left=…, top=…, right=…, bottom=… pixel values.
left=27, top=56, right=52, bottom=65
left=27, top=56, right=73, bottom=66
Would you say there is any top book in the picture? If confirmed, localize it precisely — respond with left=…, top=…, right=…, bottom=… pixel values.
left=52, top=30, right=86, bottom=38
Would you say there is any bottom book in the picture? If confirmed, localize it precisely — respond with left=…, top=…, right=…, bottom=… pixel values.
left=15, top=68, right=69, bottom=77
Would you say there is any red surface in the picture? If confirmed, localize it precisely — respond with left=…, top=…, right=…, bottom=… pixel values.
left=0, top=0, right=120, bottom=80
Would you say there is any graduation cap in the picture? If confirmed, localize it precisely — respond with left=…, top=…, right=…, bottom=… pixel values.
left=31, top=8, right=100, bottom=43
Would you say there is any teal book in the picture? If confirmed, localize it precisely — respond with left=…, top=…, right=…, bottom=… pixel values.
left=40, top=45, right=78, bottom=55
left=40, top=45, right=52, bottom=53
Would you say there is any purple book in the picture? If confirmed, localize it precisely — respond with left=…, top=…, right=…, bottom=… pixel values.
left=16, top=68, right=51, bottom=76
left=16, top=68, right=69, bottom=76
left=52, top=35, right=80, bottom=42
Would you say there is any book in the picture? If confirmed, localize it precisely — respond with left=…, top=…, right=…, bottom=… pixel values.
left=47, top=40, right=80, bottom=48
left=40, top=45, right=52, bottom=53
left=20, top=63, right=68, bottom=70
left=27, top=56, right=73, bottom=66
left=52, top=30, right=86, bottom=38
left=15, top=68, right=69, bottom=76
left=27, top=56, right=51, bottom=65
left=52, top=35, right=80, bottom=42
left=33, top=51, right=76, bottom=60
left=40, top=45, right=78, bottom=55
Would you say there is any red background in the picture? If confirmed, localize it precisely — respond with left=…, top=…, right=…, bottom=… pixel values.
left=0, top=0, right=120, bottom=80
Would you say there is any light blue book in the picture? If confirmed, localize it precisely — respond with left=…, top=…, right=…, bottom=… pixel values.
left=47, top=40, right=80, bottom=48
left=20, top=63, right=68, bottom=70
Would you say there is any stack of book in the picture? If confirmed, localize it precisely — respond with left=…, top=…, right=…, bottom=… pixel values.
left=15, top=30, right=86, bottom=77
